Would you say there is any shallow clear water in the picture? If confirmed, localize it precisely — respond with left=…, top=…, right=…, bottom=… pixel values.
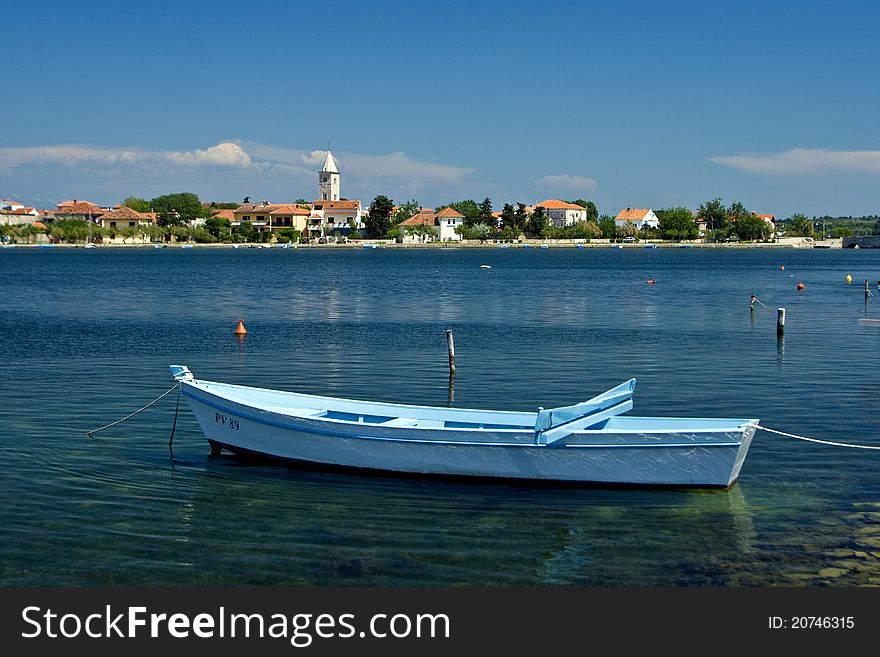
left=1, top=246, right=879, bottom=585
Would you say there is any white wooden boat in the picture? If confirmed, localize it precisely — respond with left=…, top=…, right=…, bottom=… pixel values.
left=170, top=365, right=757, bottom=488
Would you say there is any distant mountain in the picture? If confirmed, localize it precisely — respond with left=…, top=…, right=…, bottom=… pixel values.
left=0, top=192, right=58, bottom=210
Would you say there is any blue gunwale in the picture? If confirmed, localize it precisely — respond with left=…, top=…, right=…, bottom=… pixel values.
left=182, top=381, right=752, bottom=449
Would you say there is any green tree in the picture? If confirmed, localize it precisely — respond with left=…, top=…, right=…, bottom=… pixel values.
left=656, top=206, right=698, bottom=240
left=438, top=200, right=481, bottom=227
left=239, top=220, right=255, bottom=242
left=366, top=195, right=395, bottom=237
left=123, top=196, right=152, bottom=213
left=512, top=203, right=529, bottom=233
left=120, top=225, right=141, bottom=244
left=698, top=198, right=728, bottom=241
left=205, top=216, right=232, bottom=239
left=571, top=221, right=601, bottom=240
left=527, top=207, right=549, bottom=237
left=568, top=200, right=598, bottom=223
left=616, top=222, right=638, bottom=239
left=499, top=203, right=516, bottom=229
left=151, top=192, right=210, bottom=227
left=478, top=197, right=494, bottom=227
left=393, top=199, right=420, bottom=225
left=786, top=213, right=814, bottom=237
left=734, top=214, right=770, bottom=241
left=598, top=215, right=617, bottom=239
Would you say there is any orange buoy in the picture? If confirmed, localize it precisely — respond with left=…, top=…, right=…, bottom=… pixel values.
left=780, top=265, right=785, bottom=271
left=646, top=279, right=658, bottom=284
left=234, top=319, right=247, bottom=335
left=796, top=282, right=805, bottom=290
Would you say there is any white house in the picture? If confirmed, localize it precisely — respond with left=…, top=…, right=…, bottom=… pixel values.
left=757, top=214, right=776, bottom=237
left=534, top=200, right=588, bottom=227
left=614, top=208, right=659, bottom=229
left=1, top=198, right=25, bottom=211
left=436, top=207, right=465, bottom=241
left=398, top=207, right=465, bottom=242
left=0, top=207, right=40, bottom=226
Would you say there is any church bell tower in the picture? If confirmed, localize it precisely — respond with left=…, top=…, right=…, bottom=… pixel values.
left=318, top=150, right=340, bottom=201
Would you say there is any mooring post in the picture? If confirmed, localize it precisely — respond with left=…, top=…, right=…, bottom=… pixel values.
left=777, top=307, right=786, bottom=337
left=750, top=294, right=756, bottom=312
left=866, top=279, right=871, bottom=303
left=446, top=329, right=456, bottom=375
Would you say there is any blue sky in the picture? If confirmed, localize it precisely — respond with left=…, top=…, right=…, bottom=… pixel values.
left=2, top=0, right=878, bottom=217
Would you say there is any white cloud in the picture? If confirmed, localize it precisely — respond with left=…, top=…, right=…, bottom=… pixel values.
left=163, top=142, right=253, bottom=167
left=0, top=140, right=484, bottom=205
left=534, top=173, right=599, bottom=193
left=709, top=148, right=880, bottom=175
left=0, top=141, right=256, bottom=171
left=239, top=143, right=477, bottom=185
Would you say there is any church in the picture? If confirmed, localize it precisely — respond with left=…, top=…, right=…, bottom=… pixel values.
left=308, top=150, right=363, bottom=239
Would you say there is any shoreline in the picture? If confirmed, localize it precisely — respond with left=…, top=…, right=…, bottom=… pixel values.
left=1, top=238, right=843, bottom=250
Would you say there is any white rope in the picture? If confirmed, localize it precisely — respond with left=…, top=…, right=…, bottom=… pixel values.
left=752, top=296, right=777, bottom=313
left=86, top=383, right=180, bottom=437
left=754, top=424, right=880, bottom=450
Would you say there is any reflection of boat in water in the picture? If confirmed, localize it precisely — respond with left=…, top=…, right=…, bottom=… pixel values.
left=534, top=484, right=756, bottom=584
left=170, top=366, right=757, bottom=488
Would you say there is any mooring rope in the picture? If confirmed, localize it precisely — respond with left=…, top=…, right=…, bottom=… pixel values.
left=754, top=424, right=880, bottom=450
left=85, top=382, right=180, bottom=437
left=752, top=296, right=777, bottom=313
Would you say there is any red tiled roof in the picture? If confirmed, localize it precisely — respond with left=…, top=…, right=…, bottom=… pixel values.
left=54, top=202, right=105, bottom=215
left=312, top=200, right=360, bottom=209
left=615, top=208, right=652, bottom=222
left=269, top=204, right=310, bottom=215
left=58, top=199, right=101, bottom=210
left=399, top=212, right=437, bottom=227
left=757, top=214, right=776, bottom=220
left=435, top=207, right=464, bottom=219
left=211, top=209, right=236, bottom=220
left=536, top=199, right=585, bottom=211
left=99, top=205, right=153, bottom=221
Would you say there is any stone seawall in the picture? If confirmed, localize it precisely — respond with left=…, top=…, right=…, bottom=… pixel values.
left=843, top=236, right=880, bottom=248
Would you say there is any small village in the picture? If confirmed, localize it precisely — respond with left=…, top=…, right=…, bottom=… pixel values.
left=0, top=150, right=846, bottom=248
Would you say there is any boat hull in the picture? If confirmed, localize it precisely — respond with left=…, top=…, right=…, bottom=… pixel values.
left=181, top=383, right=755, bottom=488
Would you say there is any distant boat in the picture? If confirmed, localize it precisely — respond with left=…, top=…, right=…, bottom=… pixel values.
left=169, top=366, right=757, bottom=488
left=679, top=244, right=693, bottom=248
left=576, top=244, right=585, bottom=249
left=644, top=244, right=657, bottom=249
left=181, top=244, right=194, bottom=249
left=2, top=244, right=17, bottom=249
left=39, top=244, right=56, bottom=248
left=480, top=264, right=492, bottom=269
left=363, top=243, right=378, bottom=249
left=499, top=244, right=510, bottom=249
left=540, top=244, right=549, bottom=249
left=522, top=244, right=531, bottom=249
left=84, top=243, right=97, bottom=249
left=153, top=244, right=164, bottom=249
left=231, top=244, right=241, bottom=249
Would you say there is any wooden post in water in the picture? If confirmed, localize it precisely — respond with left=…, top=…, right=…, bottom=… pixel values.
left=446, top=329, right=456, bottom=375
left=777, top=307, right=785, bottom=337
left=867, top=279, right=871, bottom=304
